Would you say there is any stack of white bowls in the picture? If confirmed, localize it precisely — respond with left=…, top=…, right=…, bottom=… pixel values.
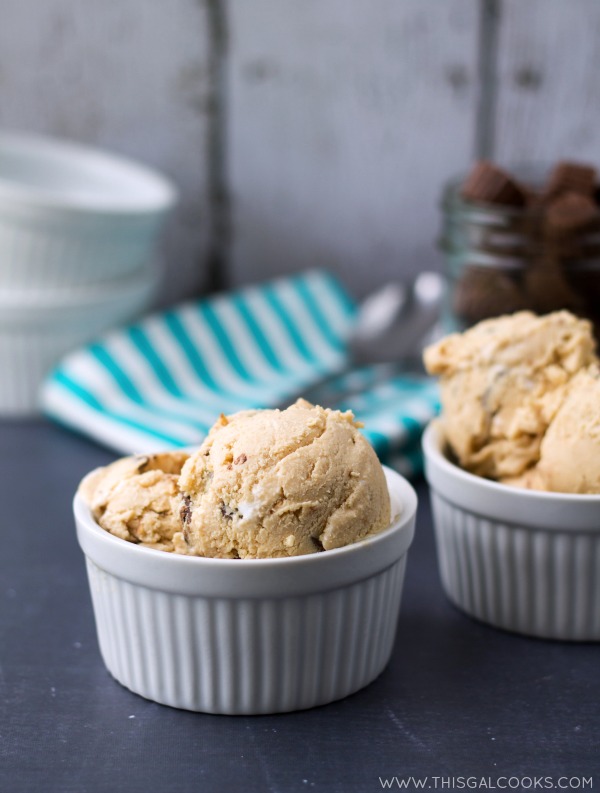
left=0, top=132, right=177, bottom=415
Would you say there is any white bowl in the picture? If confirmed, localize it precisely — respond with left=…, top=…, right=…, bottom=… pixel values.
left=0, top=132, right=177, bottom=288
left=0, top=262, right=158, bottom=415
left=423, top=420, right=600, bottom=641
left=74, top=467, right=417, bottom=714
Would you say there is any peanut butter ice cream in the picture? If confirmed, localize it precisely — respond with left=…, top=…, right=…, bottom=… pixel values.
left=424, top=311, right=597, bottom=480
left=179, top=399, right=391, bottom=558
left=531, top=364, right=600, bottom=494
left=79, top=452, right=190, bottom=552
left=79, top=401, right=391, bottom=557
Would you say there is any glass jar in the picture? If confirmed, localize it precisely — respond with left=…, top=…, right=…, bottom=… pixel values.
left=439, top=173, right=600, bottom=339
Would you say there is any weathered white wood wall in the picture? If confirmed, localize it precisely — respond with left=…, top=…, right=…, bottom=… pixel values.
left=494, top=0, right=600, bottom=166
left=226, top=0, right=478, bottom=296
left=2, top=0, right=600, bottom=303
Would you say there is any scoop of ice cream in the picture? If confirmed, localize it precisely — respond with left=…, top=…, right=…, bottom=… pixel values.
left=424, top=311, right=597, bottom=479
left=78, top=452, right=189, bottom=552
left=179, top=400, right=391, bottom=559
left=533, top=364, right=600, bottom=493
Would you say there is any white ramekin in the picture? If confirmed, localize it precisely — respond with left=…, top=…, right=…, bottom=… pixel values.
left=0, top=132, right=177, bottom=288
left=74, top=467, right=417, bottom=715
left=423, top=420, right=600, bottom=641
left=0, top=263, right=158, bottom=415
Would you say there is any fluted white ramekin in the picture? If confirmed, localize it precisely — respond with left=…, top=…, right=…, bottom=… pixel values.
left=423, top=420, right=600, bottom=641
left=0, top=262, right=158, bottom=415
left=0, top=132, right=176, bottom=288
left=74, top=467, right=417, bottom=715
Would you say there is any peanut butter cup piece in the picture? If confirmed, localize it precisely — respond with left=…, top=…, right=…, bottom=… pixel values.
left=453, top=266, right=529, bottom=324
left=543, top=161, right=596, bottom=203
left=524, top=262, right=583, bottom=314
left=461, top=161, right=527, bottom=207
left=545, top=191, right=599, bottom=237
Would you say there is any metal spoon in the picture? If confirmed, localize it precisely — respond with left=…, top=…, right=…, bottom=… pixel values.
left=276, top=271, right=445, bottom=409
left=348, top=271, right=445, bottom=366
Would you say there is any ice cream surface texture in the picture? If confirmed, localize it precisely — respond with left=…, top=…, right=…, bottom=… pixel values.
left=424, top=310, right=600, bottom=493
left=179, top=399, right=391, bottom=558
left=79, top=452, right=190, bottom=552
left=79, top=401, right=391, bottom=557
left=533, top=364, right=600, bottom=494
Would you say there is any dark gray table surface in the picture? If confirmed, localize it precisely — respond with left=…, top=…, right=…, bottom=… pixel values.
left=1, top=419, right=598, bottom=793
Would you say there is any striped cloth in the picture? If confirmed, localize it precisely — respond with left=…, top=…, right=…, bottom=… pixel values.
left=41, top=270, right=439, bottom=476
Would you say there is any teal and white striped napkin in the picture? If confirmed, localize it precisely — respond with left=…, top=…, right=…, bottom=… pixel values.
left=41, top=270, right=439, bottom=476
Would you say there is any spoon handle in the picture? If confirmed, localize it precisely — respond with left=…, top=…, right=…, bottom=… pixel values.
left=273, top=367, right=352, bottom=411
left=274, top=361, right=418, bottom=411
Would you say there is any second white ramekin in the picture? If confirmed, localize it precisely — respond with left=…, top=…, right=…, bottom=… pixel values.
left=0, top=263, right=158, bottom=415
left=423, top=420, right=600, bottom=641
left=74, top=467, right=417, bottom=715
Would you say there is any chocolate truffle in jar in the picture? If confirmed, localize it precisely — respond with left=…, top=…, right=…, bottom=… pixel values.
left=438, top=160, right=600, bottom=340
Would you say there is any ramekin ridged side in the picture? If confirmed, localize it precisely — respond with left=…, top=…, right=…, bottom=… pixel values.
left=423, top=421, right=600, bottom=641
left=430, top=491, right=600, bottom=640
left=0, top=264, right=158, bottom=415
left=0, top=210, right=165, bottom=288
left=0, top=328, right=90, bottom=415
left=85, top=555, right=407, bottom=715
left=75, top=467, right=417, bottom=715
